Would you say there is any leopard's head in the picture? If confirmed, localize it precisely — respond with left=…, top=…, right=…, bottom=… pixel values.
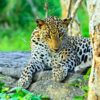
left=36, top=16, right=71, bottom=52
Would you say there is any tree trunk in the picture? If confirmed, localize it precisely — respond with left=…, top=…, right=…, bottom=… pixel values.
left=60, top=0, right=82, bottom=36
left=87, top=0, right=100, bottom=99
left=60, top=0, right=72, bottom=18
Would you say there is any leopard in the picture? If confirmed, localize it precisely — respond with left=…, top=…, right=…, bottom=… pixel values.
left=17, top=16, right=92, bottom=89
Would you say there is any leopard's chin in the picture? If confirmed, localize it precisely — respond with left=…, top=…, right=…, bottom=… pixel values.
left=50, top=49, right=59, bottom=53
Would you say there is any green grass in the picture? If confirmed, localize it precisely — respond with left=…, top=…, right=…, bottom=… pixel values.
left=0, top=30, right=30, bottom=51
left=0, top=27, right=33, bottom=51
left=0, top=19, right=37, bottom=51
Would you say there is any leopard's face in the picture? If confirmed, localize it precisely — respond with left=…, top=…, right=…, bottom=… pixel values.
left=36, top=16, right=72, bottom=52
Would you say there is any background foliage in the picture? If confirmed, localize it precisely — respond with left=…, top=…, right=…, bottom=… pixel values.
left=0, top=0, right=88, bottom=51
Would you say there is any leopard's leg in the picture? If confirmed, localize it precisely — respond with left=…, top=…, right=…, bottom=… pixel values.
left=51, top=55, right=77, bottom=82
left=17, top=58, right=45, bottom=88
left=52, top=53, right=92, bottom=82
left=52, top=60, right=69, bottom=82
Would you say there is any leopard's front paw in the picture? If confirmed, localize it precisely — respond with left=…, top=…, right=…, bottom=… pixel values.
left=52, top=67, right=68, bottom=82
left=52, top=73, right=63, bottom=82
left=17, top=77, right=32, bottom=89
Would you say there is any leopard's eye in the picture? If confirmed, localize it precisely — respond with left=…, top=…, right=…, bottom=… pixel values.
left=46, top=34, right=51, bottom=38
left=44, top=32, right=51, bottom=39
left=59, top=33, right=63, bottom=38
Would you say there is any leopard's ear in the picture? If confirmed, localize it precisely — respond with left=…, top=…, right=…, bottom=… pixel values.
left=36, top=19, right=45, bottom=29
left=62, top=17, right=72, bottom=26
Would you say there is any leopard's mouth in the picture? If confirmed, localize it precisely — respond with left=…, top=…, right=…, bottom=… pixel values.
left=49, top=42, right=62, bottom=53
left=50, top=48, right=60, bottom=53
left=53, top=48, right=59, bottom=52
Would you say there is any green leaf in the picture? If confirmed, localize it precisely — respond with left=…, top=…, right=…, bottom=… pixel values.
left=81, top=86, right=88, bottom=92
left=41, top=95, right=50, bottom=100
left=9, top=97, right=20, bottom=100
left=23, top=94, right=42, bottom=100
left=0, top=82, right=5, bottom=87
left=2, top=87, right=9, bottom=93
left=83, top=68, right=91, bottom=80
left=0, top=93, right=7, bottom=99
left=31, top=96, right=42, bottom=100
left=20, top=88, right=31, bottom=94
left=9, top=87, right=22, bottom=93
left=73, top=96, right=84, bottom=100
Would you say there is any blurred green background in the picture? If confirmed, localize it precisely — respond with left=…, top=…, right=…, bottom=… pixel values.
left=0, top=0, right=89, bottom=51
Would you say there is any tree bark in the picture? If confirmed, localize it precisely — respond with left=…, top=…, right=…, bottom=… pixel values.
left=87, top=0, right=100, bottom=99
left=60, top=0, right=82, bottom=37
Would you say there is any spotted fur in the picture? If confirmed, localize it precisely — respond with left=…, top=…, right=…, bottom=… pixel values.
left=18, top=16, right=92, bottom=88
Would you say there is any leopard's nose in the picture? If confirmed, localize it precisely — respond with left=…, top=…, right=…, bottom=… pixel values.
left=54, top=48, right=59, bottom=52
